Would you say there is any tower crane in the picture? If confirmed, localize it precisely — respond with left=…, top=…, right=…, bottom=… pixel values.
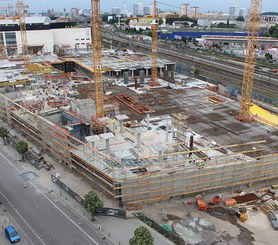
left=150, top=0, right=159, bottom=86
left=17, top=0, right=29, bottom=71
left=92, top=0, right=105, bottom=118
left=236, top=0, right=263, bottom=122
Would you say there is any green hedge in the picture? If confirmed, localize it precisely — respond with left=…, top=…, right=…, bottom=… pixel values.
left=135, top=213, right=185, bottom=245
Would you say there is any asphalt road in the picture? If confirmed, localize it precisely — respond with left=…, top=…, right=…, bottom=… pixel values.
left=0, top=146, right=111, bottom=245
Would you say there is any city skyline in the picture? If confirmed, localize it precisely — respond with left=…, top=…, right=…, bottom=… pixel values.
left=22, top=0, right=275, bottom=14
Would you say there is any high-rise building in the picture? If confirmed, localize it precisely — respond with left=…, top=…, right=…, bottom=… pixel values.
left=143, top=6, right=153, bottom=15
left=180, top=3, right=191, bottom=16
left=229, top=5, right=239, bottom=17
left=112, top=7, right=121, bottom=16
left=191, top=6, right=199, bottom=19
left=122, top=2, right=131, bottom=17
left=71, top=8, right=79, bottom=17
left=239, top=8, right=247, bottom=18
left=82, top=9, right=91, bottom=17
left=133, top=3, right=144, bottom=16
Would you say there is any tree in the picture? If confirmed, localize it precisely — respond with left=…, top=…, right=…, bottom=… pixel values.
left=84, top=190, right=103, bottom=220
left=217, top=22, right=226, bottom=28
left=15, top=141, right=28, bottom=161
left=182, top=36, right=187, bottom=43
left=0, top=126, right=9, bottom=145
left=236, top=16, right=245, bottom=21
left=158, top=18, right=163, bottom=25
left=265, top=52, right=273, bottom=60
left=194, top=68, right=200, bottom=77
left=269, top=24, right=278, bottom=38
left=129, top=226, right=154, bottom=245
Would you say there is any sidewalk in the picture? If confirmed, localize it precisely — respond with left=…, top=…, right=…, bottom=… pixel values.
left=0, top=120, right=174, bottom=245
left=0, top=204, right=11, bottom=245
left=41, top=153, right=174, bottom=245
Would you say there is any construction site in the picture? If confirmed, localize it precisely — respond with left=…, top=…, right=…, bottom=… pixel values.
left=0, top=0, right=277, bottom=211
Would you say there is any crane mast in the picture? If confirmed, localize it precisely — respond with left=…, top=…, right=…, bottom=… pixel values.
left=17, top=0, right=29, bottom=70
left=92, top=0, right=105, bottom=118
left=237, top=0, right=263, bottom=122
left=150, top=0, right=159, bottom=86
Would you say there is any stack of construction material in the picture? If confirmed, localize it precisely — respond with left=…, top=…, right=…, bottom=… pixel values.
left=268, top=211, right=278, bottom=230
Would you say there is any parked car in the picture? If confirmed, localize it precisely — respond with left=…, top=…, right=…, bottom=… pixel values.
left=4, top=226, right=20, bottom=243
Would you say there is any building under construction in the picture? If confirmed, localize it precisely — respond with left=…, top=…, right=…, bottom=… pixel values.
left=0, top=53, right=277, bottom=206
left=0, top=0, right=277, bottom=208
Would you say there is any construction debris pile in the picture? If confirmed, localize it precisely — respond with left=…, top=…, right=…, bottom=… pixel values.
left=152, top=183, right=278, bottom=244
left=193, top=184, right=278, bottom=227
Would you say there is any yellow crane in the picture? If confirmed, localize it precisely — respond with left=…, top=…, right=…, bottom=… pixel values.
left=92, top=0, right=105, bottom=118
left=236, top=0, right=263, bottom=122
left=17, top=0, right=29, bottom=71
left=150, top=0, right=159, bottom=86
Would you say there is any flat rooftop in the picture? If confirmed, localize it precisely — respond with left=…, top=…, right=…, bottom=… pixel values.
left=76, top=52, right=174, bottom=72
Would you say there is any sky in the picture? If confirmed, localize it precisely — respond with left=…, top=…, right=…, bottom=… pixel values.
left=22, top=0, right=275, bottom=13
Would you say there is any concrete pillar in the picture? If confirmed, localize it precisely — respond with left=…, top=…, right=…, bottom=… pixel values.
left=137, top=132, right=141, bottom=149
left=91, top=142, right=95, bottom=156
left=106, top=139, right=110, bottom=154
left=119, top=120, right=123, bottom=133
left=146, top=68, right=149, bottom=76
left=131, top=70, right=134, bottom=77
left=121, top=159, right=125, bottom=169
left=147, top=113, right=150, bottom=129
left=166, top=123, right=170, bottom=143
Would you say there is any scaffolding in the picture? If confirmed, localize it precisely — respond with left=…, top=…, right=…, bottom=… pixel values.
left=0, top=92, right=277, bottom=206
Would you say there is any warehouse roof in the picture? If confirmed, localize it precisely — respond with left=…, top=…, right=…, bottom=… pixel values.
left=0, top=16, right=51, bottom=26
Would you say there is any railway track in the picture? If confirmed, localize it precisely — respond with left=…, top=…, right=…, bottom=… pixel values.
left=102, top=32, right=278, bottom=103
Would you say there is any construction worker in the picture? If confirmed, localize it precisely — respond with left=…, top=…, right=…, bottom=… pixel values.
left=197, top=160, right=204, bottom=169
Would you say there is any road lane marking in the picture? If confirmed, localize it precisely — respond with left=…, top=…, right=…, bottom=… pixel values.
left=0, top=150, right=22, bottom=173
left=29, top=181, right=99, bottom=245
left=0, top=191, right=34, bottom=245
left=6, top=210, right=34, bottom=245
left=0, top=151, right=99, bottom=245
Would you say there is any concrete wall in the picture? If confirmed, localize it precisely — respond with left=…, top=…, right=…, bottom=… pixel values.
left=16, top=30, right=54, bottom=53
left=7, top=27, right=91, bottom=55
left=52, top=28, right=91, bottom=49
